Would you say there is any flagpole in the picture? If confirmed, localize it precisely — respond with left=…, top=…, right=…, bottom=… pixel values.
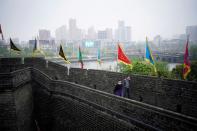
left=116, top=40, right=119, bottom=72
left=10, top=38, right=11, bottom=58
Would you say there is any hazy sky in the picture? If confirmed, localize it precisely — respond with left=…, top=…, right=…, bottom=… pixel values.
left=0, top=0, right=197, bottom=41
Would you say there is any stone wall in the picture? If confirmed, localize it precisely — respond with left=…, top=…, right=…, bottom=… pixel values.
left=0, top=57, right=25, bottom=73
left=45, top=61, right=197, bottom=118
left=14, top=84, right=34, bottom=131
left=1, top=57, right=197, bottom=131
left=0, top=91, right=17, bottom=131
left=32, top=69, right=148, bottom=131
left=32, top=68, right=197, bottom=131
left=0, top=68, right=35, bottom=131
left=19, top=57, right=197, bottom=118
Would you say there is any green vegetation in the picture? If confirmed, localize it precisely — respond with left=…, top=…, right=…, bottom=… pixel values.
left=171, top=61, right=197, bottom=81
left=118, top=58, right=197, bottom=82
left=190, top=44, right=197, bottom=60
left=0, top=46, right=55, bottom=58
left=118, top=60, right=170, bottom=77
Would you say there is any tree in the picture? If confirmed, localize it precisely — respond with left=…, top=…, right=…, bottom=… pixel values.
left=190, top=44, right=197, bottom=60
left=171, top=61, right=197, bottom=81
left=118, top=60, right=170, bottom=77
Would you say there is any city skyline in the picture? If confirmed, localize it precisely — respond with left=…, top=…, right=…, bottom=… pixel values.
left=0, top=0, right=197, bottom=41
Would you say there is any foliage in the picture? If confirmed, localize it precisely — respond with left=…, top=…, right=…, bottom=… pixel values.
left=155, top=62, right=171, bottom=78
left=118, top=59, right=171, bottom=77
left=0, top=47, right=9, bottom=57
left=190, top=44, right=197, bottom=61
left=171, top=64, right=183, bottom=79
left=0, top=46, right=56, bottom=58
left=171, top=61, right=197, bottom=81
left=188, top=61, right=197, bottom=81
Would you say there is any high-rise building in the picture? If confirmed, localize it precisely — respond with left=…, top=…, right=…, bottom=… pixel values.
left=186, top=25, right=197, bottom=42
left=97, top=28, right=113, bottom=40
left=87, top=26, right=96, bottom=40
left=105, top=28, right=113, bottom=40
left=98, top=30, right=107, bottom=40
left=115, top=21, right=131, bottom=42
left=153, top=35, right=162, bottom=46
left=68, top=19, right=82, bottom=41
left=39, top=29, right=51, bottom=40
left=55, top=25, right=67, bottom=41
left=125, top=26, right=131, bottom=42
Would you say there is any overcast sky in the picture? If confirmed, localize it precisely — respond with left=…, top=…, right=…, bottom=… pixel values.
left=0, top=0, right=197, bottom=41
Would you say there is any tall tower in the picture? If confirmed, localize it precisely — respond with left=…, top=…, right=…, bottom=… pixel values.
left=186, top=25, right=197, bottom=42
left=69, top=19, right=77, bottom=40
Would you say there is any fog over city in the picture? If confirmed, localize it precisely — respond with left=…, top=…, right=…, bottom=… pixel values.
left=0, top=0, right=197, bottom=41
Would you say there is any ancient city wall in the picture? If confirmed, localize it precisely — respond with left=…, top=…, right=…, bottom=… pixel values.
left=32, top=68, right=197, bottom=131
left=0, top=68, right=34, bottom=131
left=0, top=57, right=197, bottom=131
left=44, top=60, right=197, bottom=118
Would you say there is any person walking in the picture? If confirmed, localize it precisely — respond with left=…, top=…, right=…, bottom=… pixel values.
left=113, top=81, right=123, bottom=96
left=122, top=76, right=131, bottom=98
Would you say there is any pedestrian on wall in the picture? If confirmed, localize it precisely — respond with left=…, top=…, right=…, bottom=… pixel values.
left=113, top=81, right=123, bottom=96
left=122, top=76, right=131, bottom=98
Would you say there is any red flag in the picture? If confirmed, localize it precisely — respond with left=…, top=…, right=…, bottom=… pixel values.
left=117, top=44, right=132, bottom=65
left=0, top=24, right=4, bottom=40
left=183, top=36, right=191, bottom=79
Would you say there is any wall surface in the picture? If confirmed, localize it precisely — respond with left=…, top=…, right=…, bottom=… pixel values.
left=32, top=68, right=197, bottom=131
left=43, top=60, right=197, bottom=118
left=0, top=57, right=197, bottom=131
left=14, top=83, right=34, bottom=131
left=0, top=67, right=35, bottom=131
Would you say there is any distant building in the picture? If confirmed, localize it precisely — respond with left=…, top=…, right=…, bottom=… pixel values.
left=29, top=39, right=55, bottom=50
left=153, top=35, right=162, bottom=46
left=97, top=28, right=113, bottom=40
left=98, top=30, right=107, bottom=40
left=105, top=28, right=113, bottom=40
left=55, top=25, right=67, bottom=41
left=125, top=26, right=131, bottom=42
left=68, top=19, right=83, bottom=41
left=115, top=21, right=131, bottom=42
left=10, top=38, right=20, bottom=45
left=87, top=26, right=96, bottom=40
left=0, top=40, right=8, bottom=48
left=186, top=25, right=197, bottom=42
left=39, top=29, right=51, bottom=41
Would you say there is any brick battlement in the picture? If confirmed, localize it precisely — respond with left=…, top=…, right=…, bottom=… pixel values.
left=0, top=57, right=197, bottom=131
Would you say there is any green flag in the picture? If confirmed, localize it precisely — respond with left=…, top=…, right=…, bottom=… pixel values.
left=78, top=46, right=83, bottom=69
left=97, top=48, right=101, bottom=65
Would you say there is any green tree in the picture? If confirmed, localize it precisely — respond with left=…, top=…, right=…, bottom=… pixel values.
left=118, top=60, right=170, bottom=77
left=155, top=62, right=171, bottom=78
left=171, top=61, right=197, bottom=81
left=190, top=44, right=197, bottom=60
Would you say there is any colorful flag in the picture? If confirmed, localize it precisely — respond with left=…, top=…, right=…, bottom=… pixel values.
left=183, top=36, right=191, bottom=79
left=97, top=48, right=101, bottom=65
left=145, top=37, right=156, bottom=72
left=10, top=38, right=21, bottom=52
left=117, top=44, right=132, bottom=65
left=59, top=44, right=70, bottom=64
left=78, top=46, right=84, bottom=69
left=0, top=24, right=4, bottom=40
